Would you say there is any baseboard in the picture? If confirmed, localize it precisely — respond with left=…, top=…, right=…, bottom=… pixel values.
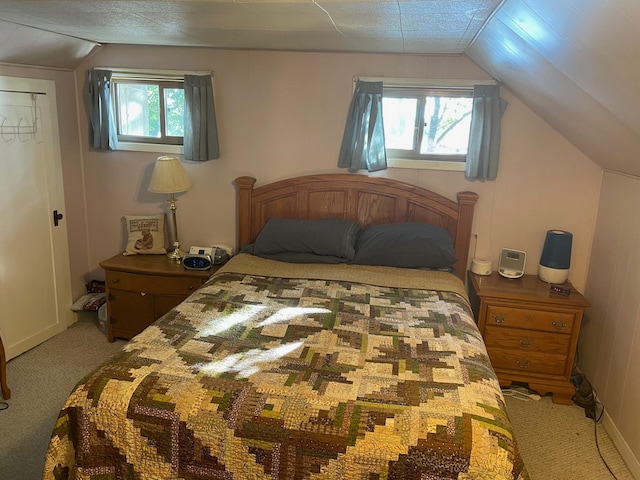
left=601, top=408, right=640, bottom=479
left=5, top=322, right=66, bottom=360
left=573, top=367, right=640, bottom=478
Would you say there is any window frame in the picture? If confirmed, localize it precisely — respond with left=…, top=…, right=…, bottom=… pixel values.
left=357, top=77, right=496, bottom=171
left=112, top=77, right=185, bottom=146
left=102, top=68, right=210, bottom=154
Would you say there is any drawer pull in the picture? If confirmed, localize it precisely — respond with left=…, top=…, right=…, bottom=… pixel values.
left=519, top=338, right=533, bottom=348
left=112, top=278, right=120, bottom=284
left=516, top=359, right=530, bottom=368
left=552, top=321, right=567, bottom=330
left=188, top=285, right=194, bottom=291
left=140, top=292, right=147, bottom=296
left=492, top=313, right=506, bottom=323
left=525, top=314, right=535, bottom=322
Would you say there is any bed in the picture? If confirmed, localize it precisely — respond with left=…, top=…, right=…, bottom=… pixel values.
left=43, top=174, right=528, bottom=480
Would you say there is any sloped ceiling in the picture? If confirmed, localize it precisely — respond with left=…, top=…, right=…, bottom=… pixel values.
left=0, top=0, right=638, bottom=176
left=467, top=0, right=640, bottom=177
left=0, top=19, right=98, bottom=70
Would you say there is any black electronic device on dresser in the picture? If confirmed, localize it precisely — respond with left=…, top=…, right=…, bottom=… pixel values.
left=183, top=245, right=232, bottom=270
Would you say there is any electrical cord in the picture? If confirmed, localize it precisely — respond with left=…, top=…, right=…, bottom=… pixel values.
left=506, top=369, right=622, bottom=479
left=591, top=389, right=620, bottom=480
left=573, top=347, right=622, bottom=478
left=572, top=373, right=620, bottom=480
left=501, top=386, right=541, bottom=401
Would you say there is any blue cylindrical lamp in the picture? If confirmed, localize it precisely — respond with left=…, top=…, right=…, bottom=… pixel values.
left=538, top=230, right=572, bottom=283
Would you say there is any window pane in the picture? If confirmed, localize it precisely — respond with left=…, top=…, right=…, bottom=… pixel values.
left=164, top=88, right=184, bottom=137
left=117, top=83, right=160, bottom=138
left=421, top=96, right=472, bottom=154
left=382, top=97, right=417, bottom=150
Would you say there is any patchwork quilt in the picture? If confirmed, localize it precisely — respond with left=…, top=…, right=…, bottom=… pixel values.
left=43, top=255, right=528, bottom=480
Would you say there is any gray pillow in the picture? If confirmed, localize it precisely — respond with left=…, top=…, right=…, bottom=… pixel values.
left=352, top=222, right=457, bottom=269
left=241, top=251, right=348, bottom=264
left=248, top=217, right=361, bottom=261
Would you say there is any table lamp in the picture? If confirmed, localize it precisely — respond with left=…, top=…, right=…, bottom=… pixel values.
left=148, top=156, right=192, bottom=261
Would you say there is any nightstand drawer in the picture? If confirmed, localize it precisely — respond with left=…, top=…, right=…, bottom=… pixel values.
left=488, top=349, right=567, bottom=376
left=486, top=305, right=574, bottom=334
left=101, top=254, right=215, bottom=342
left=469, top=272, right=589, bottom=404
left=484, top=326, right=570, bottom=355
left=106, top=271, right=201, bottom=295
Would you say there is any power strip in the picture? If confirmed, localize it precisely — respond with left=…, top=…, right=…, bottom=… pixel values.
left=572, top=373, right=596, bottom=419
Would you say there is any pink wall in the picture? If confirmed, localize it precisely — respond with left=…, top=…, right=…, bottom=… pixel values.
left=581, top=172, right=640, bottom=474
left=73, top=46, right=602, bottom=292
left=5, top=45, right=634, bottom=470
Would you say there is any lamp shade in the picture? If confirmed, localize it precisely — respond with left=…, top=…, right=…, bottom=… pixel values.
left=538, top=230, right=572, bottom=283
left=148, top=156, right=192, bottom=194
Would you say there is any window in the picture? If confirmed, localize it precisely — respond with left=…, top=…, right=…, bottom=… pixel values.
left=112, top=74, right=185, bottom=146
left=383, top=85, right=473, bottom=169
left=353, top=77, right=494, bottom=171
left=384, top=87, right=473, bottom=158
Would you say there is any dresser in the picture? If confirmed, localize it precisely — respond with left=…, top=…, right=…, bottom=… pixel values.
left=100, top=254, right=217, bottom=342
left=468, top=272, right=590, bottom=405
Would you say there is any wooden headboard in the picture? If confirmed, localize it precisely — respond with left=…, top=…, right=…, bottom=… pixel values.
left=234, top=174, right=479, bottom=280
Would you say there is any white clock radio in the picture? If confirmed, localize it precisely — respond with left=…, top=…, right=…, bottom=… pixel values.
left=498, top=248, right=526, bottom=279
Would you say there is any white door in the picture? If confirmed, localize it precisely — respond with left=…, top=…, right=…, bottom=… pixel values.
left=0, top=76, right=72, bottom=360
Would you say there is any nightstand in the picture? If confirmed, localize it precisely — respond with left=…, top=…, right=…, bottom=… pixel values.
left=100, top=254, right=217, bottom=342
left=468, top=271, right=590, bottom=405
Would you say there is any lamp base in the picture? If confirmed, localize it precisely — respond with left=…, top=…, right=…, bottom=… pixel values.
left=167, top=241, right=186, bottom=261
left=538, top=264, right=569, bottom=284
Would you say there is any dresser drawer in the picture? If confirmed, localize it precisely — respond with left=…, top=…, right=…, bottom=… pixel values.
left=485, top=305, right=575, bottom=334
left=106, top=271, right=201, bottom=295
left=469, top=272, right=589, bottom=404
left=484, top=325, right=570, bottom=355
left=487, top=348, right=567, bottom=376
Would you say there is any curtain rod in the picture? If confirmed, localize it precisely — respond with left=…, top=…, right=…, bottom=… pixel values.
left=0, top=89, right=47, bottom=95
left=95, top=67, right=212, bottom=77
left=353, top=76, right=497, bottom=87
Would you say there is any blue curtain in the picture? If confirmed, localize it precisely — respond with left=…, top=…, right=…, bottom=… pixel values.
left=338, top=80, right=387, bottom=173
left=86, top=69, right=118, bottom=151
left=465, top=84, right=507, bottom=181
left=184, top=75, right=220, bottom=161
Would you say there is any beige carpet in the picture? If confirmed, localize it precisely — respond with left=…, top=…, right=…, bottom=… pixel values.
left=0, top=320, right=636, bottom=480
left=0, top=320, right=126, bottom=480
left=505, top=390, right=635, bottom=479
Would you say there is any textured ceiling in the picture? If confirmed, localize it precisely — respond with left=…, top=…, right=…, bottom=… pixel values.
left=0, top=0, right=502, bottom=56
left=1, top=0, right=639, bottom=177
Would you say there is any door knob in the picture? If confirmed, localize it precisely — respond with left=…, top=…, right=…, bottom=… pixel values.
left=53, top=210, right=64, bottom=227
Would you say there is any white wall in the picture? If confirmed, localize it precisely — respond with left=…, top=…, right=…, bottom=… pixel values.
left=580, top=171, right=640, bottom=474
left=74, top=46, right=602, bottom=293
